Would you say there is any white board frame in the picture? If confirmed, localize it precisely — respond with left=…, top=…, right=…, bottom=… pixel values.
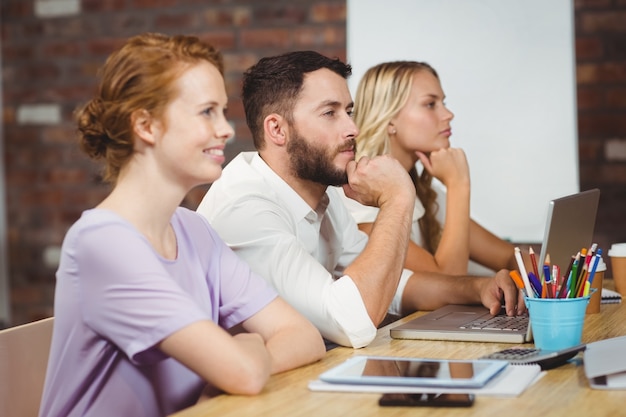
left=347, top=0, right=579, bottom=242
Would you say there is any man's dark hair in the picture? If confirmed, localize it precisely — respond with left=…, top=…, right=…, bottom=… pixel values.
left=242, top=50, right=352, bottom=150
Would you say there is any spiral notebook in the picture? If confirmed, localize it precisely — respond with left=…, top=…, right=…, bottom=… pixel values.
left=602, top=288, right=622, bottom=304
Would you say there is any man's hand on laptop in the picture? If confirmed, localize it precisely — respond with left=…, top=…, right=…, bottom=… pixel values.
left=481, top=269, right=527, bottom=317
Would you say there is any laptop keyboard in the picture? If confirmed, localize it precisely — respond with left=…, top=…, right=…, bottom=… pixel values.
left=459, top=314, right=529, bottom=331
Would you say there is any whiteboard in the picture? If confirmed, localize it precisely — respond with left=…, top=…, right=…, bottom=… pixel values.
left=347, top=0, right=578, bottom=242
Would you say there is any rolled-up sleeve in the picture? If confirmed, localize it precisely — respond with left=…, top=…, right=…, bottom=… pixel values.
left=322, top=275, right=377, bottom=348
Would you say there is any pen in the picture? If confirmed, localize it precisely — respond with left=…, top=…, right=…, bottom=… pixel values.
left=585, top=243, right=597, bottom=270
left=553, top=264, right=561, bottom=296
left=587, top=248, right=603, bottom=286
left=543, top=264, right=553, bottom=298
left=528, top=272, right=542, bottom=298
left=514, top=247, right=535, bottom=298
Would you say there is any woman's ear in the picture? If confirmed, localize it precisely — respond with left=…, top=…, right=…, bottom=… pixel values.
left=263, top=114, right=287, bottom=146
left=387, top=122, right=397, bottom=136
left=131, top=109, right=158, bottom=146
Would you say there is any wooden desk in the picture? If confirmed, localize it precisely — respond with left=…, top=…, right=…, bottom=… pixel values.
left=171, top=299, right=626, bottom=417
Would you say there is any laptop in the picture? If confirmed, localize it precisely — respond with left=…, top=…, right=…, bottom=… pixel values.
left=389, top=189, right=601, bottom=343
left=537, top=188, right=600, bottom=276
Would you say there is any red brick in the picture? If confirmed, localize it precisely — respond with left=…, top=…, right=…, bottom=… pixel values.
left=579, top=138, right=604, bottom=161
left=577, top=87, right=604, bottom=109
left=310, top=3, right=347, bottom=22
left=1, top=0, right=34, bottom=18
left=41, top=18, right=88, bottom=39
left=86, top=37, right=127, bottom=57
left=202, top=7, right=252, bottom=27
left=132, top=0, right=179, bottom=8
left=41, top=41, right=83, bottom=58
left=11, top=286, right=44, bottom=305
left=597, top=164, right=626, bottom=184
left=45, top=168, right=89, bottom=185
left=606, top=35, right=626, bottom=59
left=13, top=63, right=62, bottom=84
left=223, top=52, right=259, bottom=73
left=578, top=113, right=626, bottom=136
left=197, top=31, right=237, bottom=51
left=3, top=106, right=16, bottom=124
left=581, top=12, right=626, bottom=33
left=574, top=0, right=613, bottom=9
left=607, top=87, right=626, bottom=108
left=20, top=188, right=66, bottom=207
left=40, top=126, right=79, bottom=145
left=252, top=5, right=307, bottom=25
left=82, top=0, right=128, bottom=12
left=292, top=26, right=346, bottom=48
left=577, top=62, right=626, bottom=84
left=240, top=29, right=292, bottom=48
left=154, top=12, right=198, bottom=28
left=2, top=44, right=35, bottom=62
left=576, top=37, right=604, bottom=60
left=4, top=169, right=39, bottom=187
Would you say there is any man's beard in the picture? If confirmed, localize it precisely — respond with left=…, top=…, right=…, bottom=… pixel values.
left=286, top=128, right=354, bottom=186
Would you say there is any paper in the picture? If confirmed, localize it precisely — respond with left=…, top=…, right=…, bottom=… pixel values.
left=309, top=364, right=543, bottom=397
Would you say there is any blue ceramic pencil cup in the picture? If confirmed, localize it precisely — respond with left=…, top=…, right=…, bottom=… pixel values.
left=524, top=294, right=592, bottom=351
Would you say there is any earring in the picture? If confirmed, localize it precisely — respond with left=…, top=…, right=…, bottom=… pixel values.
left=391, top=128, right=397, bottom=135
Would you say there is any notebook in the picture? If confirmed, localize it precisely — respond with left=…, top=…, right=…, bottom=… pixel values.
left=389, top=189, right=601, bottom=343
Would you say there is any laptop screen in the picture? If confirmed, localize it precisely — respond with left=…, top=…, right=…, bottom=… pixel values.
left=537, top=189, right=600, bottom=273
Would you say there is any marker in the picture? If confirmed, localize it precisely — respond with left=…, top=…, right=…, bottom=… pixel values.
left=587, top=248, right=603, bottom=286
left=528, top=272, right=542, bottom=298
left=514, top=247, right=535, bottom=298
left=543, top=264, right=554, bottom=298
left=509, top=270, right=526, bottom=294
left=585, top=243, right=598, bottom=270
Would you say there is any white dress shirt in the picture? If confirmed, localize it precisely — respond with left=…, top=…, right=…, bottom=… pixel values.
left=197, top=152, right=411, bottom=348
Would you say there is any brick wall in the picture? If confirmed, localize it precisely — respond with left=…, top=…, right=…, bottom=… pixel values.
left=1, top=0, right=625, bottom=326
left=575, top=0, right=626, bottom=257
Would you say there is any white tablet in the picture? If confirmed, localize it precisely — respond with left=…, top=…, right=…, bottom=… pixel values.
left=319, top=356, right=508, bottom=388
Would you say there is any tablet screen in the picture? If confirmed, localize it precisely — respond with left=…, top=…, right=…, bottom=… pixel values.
left=319, top=356, right=508, bottom=388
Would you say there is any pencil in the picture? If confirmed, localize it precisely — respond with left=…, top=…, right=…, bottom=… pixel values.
left=529, top=247, right=540, bottom=281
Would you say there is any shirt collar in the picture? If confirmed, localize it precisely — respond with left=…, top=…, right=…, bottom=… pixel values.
left=250, top=153, right=323, bottom=222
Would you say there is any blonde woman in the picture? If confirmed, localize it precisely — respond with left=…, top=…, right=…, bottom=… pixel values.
left=344, top=61, right=517, bottom=278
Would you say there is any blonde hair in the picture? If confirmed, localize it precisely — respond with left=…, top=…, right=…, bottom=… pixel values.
left=353, top=61, right=442, bottom=253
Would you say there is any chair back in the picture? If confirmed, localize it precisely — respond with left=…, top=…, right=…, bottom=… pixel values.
left=0, top=317, right=54, bottom=417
